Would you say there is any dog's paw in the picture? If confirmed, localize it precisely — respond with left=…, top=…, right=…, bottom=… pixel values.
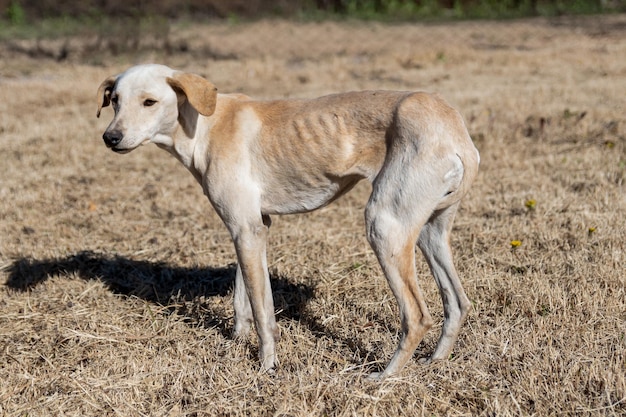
left=258, top=359, right=278, bottom=378
left=366, top=371, right=385, bottom=382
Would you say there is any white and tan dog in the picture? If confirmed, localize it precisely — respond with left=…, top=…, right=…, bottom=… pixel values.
left=97, top=64, right=479, bottom=380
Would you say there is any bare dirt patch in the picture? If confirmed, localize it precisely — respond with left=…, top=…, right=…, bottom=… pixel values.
left=1, top=15, right=625, bottom=416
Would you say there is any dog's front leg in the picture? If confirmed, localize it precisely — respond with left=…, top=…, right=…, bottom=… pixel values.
left=233, top=264, right=253, bottom=338
left=231, top=215, right=279, bottom=372
left=232, top=214, right=273, bottom=340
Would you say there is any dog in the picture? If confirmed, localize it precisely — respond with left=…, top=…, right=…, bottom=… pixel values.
left=96, top=64, right=479, bottom=380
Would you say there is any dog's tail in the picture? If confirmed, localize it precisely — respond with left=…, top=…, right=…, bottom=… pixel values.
left=386, top=91, right=480, bottom=211
left=451, top=129, right=480, bottom=203
left=430, top=100, right=480, bottom=210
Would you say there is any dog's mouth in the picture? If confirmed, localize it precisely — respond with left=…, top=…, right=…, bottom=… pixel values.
left=111, top=147, right=132, bottom=154
left=107, top=137, right=151, bottom=154
left=111, top=140, right=150, bottom=154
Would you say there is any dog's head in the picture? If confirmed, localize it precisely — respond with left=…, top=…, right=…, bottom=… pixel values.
left=97, top=64, right=217, bottom=153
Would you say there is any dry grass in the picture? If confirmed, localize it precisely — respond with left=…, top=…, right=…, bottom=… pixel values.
left=1, top=15, right=625, bottom=416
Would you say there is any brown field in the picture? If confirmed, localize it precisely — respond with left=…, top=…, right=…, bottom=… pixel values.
left=1, top=15, right=625, bottom=416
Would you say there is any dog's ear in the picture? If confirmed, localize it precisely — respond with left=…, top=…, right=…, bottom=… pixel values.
left=96, top=75, right=117, bottom=118
left=167, top=72, right=218, bottom=117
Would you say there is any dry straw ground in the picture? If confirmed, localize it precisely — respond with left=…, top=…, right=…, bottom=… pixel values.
left=1, top=15, right=625, bottom=417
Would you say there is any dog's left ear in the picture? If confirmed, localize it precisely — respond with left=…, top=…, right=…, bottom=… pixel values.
left=96, top=75, right=117, bottom=118
left=167, top=72, right=218, bottom=117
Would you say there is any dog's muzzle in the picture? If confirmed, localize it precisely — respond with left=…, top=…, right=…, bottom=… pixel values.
left=103, top=130, right=123, bottom=149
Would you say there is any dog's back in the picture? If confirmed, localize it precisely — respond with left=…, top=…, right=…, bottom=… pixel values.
left=218, top=90, right=478, bottom=214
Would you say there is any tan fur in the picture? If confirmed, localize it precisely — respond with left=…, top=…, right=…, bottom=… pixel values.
left=97, top=64, right=479, bottom=380
left=167, top=73, right=218, bottom=117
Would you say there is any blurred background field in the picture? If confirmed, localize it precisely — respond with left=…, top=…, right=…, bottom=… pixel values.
left=0, top=1, right=625, bottom=416
left=2, top=0, right=626, bottom=21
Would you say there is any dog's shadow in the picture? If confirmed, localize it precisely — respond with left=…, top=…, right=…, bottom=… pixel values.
left=4, top=251, right=313, bottom=338
left=5, top=251, right=385, bottom=369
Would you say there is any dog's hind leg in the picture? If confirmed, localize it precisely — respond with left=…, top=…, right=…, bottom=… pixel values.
left=365, top=198, right=435, bottom=380
left=418, top=203, right=471, bottom=363
left=364, top=97, right=471, bottom=379
left=364, top=162, right=446, bottom=380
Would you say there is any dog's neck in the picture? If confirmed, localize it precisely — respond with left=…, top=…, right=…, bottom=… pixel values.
left=158, top=100, right=210, bottom=184
left=178, top=99, right=199, bottom=138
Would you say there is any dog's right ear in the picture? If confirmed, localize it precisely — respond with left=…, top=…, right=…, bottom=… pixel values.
left=96, top=75, right=118, bottom=118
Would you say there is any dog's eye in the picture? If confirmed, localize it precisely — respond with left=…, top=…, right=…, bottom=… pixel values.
left=111, top=95, right=118, bottom=105
left=143, top=99, right=157, bottom=107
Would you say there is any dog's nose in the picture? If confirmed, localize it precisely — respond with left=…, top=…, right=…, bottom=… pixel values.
left=103, top=130, right=123, bottom=148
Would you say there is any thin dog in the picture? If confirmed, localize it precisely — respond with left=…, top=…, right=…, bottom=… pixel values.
left=96, top=64, right=479, bottom=380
